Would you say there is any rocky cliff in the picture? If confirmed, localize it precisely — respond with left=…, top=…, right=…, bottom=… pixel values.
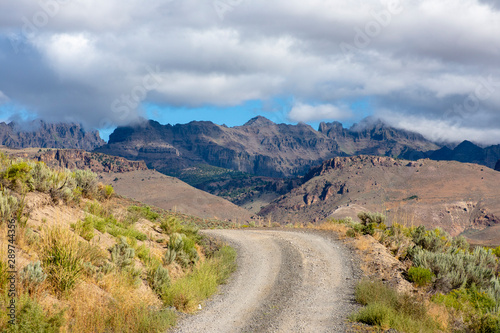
left=0, top=120, right=105, bottom=150
left=5, top=148, right=147, bottom=173
left=96, top=117, right=439, bottom=178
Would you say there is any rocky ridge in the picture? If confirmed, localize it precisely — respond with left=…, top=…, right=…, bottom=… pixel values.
left=4, top=148, right=147, bottom=173
left=0, top=120, right=105, bottom=150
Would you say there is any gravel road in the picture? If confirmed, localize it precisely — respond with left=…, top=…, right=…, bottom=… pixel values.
left=171, top=229, right=359, bottom=333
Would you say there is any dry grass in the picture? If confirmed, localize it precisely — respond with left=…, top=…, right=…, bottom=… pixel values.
left=427, top=302, right=449, bottom=331
left=315, top=221, right=350, bottom=238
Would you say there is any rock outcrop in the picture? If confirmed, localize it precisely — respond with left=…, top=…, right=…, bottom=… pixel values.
left=6, top=148, right=147, bottom=173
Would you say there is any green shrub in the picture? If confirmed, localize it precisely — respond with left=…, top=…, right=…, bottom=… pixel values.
left=109, top=237, right=135, bottom=269
left=410, top=246, right=498, bottom=292
left=29, top=162, right=52, bottom=193
left=19, top=261, right=47, bottom=293
left=3, top=294, right=64, bottom=332
left=40, top=227, right=105, bottom=295
left=147, top=265, right=171, bottom=294
left=358, top=211, right=386, bottom=226
left=411, top=226, right=451, bottom=253
left=128, top=205, right=159, bottom=222
left=346, top=229, right=357, bottom=238
left=408, top=267, right=434, bottom=287
left=40, top=228, right=85, bottom=294
left=2, top=161, right=32, bottom=191
left=160, top=216, right=181, bottom=234
left=101, top=184, right=114, bottom=200
left=163, top=248, right=177, bottom=265
left=355, top=280, right=398, bottom=307
left=0, top=189, right=18, bottom=221
left=73, top=169, right=98, bottom=198
left=433, top=287, right=499, bottom=331
left=72, top=216, right=95, bottom=241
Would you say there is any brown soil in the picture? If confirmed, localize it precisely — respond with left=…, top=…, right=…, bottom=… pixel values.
left=99, top=170, right=254, bottom=223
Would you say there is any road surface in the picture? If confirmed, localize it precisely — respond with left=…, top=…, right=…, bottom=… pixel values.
left=172, top=229, right=358, bottom=333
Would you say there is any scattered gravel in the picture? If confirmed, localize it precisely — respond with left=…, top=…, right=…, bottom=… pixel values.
left=171, top=229, right=361, bottom=333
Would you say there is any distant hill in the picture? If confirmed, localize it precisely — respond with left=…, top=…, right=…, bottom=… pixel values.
left=426, top=140, right=500, bottom=169
left=0, top=120, right=105, bottom=150
left=496, top=160, right=500, bottom=171
left=96, top=117, right=439, bottom=178
left=259, top=156, right=500, bottom=243
left=99, top=170, right=254, bottom=223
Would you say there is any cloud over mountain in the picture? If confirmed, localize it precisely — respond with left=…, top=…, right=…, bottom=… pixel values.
left=0, top=0, right=499, bottom=143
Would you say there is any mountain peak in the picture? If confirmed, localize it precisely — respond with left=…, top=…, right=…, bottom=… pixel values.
left=243, top=116, right=275, bottom=127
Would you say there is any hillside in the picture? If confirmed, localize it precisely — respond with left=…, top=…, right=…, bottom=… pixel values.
left=1, top=147, right=252, bottom=223
left=99, top=170, right=254, bottom=223
left=0, top=120, right=105, bottom=150
left=0, top=154, right=237, bottom=332
left=259, top=156, right=500, bottom=242
left=95, top=117, right=439, bottom=179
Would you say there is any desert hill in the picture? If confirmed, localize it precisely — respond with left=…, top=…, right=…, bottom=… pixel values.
left=95, top=117, right=439, bottom=179
left=259, top=156, right=500, bottom=241
left=0, top=120, right=105, bottom=150
left=1, top=147, right=253, bottom=223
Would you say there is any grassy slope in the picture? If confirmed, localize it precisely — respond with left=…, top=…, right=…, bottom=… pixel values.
left=0, top=154, right=237, bottom=332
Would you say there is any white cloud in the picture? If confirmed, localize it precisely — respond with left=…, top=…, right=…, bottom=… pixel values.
left=0, top=91, right=8, bottom=104
left=288, top=102, right=352, bottom=122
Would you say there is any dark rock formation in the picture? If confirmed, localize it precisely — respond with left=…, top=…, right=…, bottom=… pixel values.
left=96, top=117, right=439, bottom=178
left=495, top=160, right=500, bottom=171
left=0, top=120, right=105, bottom=150
left=426, top=140, right=500, bottom=169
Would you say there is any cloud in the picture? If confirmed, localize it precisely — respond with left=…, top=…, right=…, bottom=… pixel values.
left=0, top=0, right=499, bottom=144
left=0, top=91, right=8, bottom=104
left=288, top=102, right=352, bottom=122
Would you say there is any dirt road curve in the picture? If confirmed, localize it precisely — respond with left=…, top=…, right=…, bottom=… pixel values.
left=172, top=229, right=358, bottom=333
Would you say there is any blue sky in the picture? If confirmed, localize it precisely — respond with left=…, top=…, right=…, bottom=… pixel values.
left=1, top=1, right=500, bottom=144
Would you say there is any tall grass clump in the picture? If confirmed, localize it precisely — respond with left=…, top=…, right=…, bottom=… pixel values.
left=128, top=205, right=159, bottom=222
left=162, top=245, right=236, bottom=312
left=350, top=280, right=440, bottom=333
left=40, top=226, right=106, bottom=295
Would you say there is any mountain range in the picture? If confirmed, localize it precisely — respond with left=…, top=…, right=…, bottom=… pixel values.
left=95, top=117, right=444, bottom=178
left=0, top=120, right=105, bottom=150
